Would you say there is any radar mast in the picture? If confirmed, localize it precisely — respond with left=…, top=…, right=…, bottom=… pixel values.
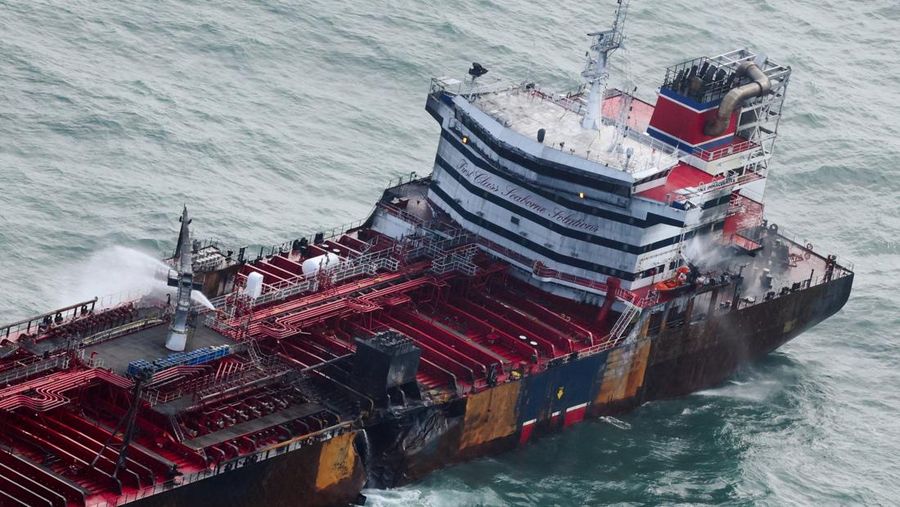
left=581, top=0, right=630, bottom=130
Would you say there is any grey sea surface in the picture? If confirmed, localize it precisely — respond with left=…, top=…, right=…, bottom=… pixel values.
left=1, top=0, right=899, bottom=505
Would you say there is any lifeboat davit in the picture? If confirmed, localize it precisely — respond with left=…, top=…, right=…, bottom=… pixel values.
left=653, top=266, right=693, bottom=294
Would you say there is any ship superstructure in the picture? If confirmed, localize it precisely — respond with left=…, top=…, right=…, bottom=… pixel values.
left=425, top=46, right=790, bottom=301
left=0, top=3, right=852, bottom=506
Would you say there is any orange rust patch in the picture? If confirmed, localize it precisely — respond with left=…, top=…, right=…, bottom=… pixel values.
left=314, top=431, right=358, bottom=492
left=459, top=381, right=520, bottom=451
left=623, top=340, right=651, bottom=398
left=596, top=340, right=651, bottom=404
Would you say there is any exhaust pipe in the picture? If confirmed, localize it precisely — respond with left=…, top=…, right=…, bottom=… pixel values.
left=704, top=61, right=771, bottom=136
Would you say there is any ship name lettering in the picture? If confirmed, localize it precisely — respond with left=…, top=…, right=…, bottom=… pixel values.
left=458, top=163, right=599, bottom=234
left=551, top=208, right=600, bottom=233
left=503, top=187, right=548, bottom=214
left=473, top=173, right=500, bottom=192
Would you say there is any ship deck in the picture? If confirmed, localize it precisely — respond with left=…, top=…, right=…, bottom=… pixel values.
left=85, top=323, right=232, bottom=374
left=635, top=162, right=716, bottom=202
left=0, top=212, right=625, bottom=506
left=473, top=88, right=677, bottom=174
left=626, top=227, right=851, bottom=310
left=181, top=402, right=325, bottom=451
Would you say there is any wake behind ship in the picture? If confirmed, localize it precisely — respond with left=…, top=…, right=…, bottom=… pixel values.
left=0, top=2, right=852, bottom=506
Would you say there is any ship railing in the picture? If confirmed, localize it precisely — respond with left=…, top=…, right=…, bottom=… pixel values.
left=75, top=349, right=106, bottom=369
left=430, top=243, right=480, bottom=276
left=527, top=87, right=588, bottom=115
left=220, top=247, right=401, bottom=312
left=79, top=316, right=167, bottom=349
left=576, top=330, right=634, bottom=358
left=528, top=86, right=639, bottom=118
left=386, top=222, right=656, bottom=308
left=169, top=414, right=188, bottom=443
left=767, top=225, right=855, bottom=275
left=384, top=171, right=427, bottom=191
left=95, top=289, right=155, bottom=310
left=0, top=354, right=70, bottom=386
left=620, top=126, right=688, bottom=160
left=668, top=167, right=767, bottom=205
left=317, top=217, right=369, bottom=244
left=144, top=355, right=288, bottom=407
left=243, top=212, right=378, bottom=269
left=0, top=298, right=99, bottom=342
left=465, top=234, right=652, bottom=306
left=691, top=134, right=776, bottom=162
left=378, top=201, right=426, bottom=226
left=252, top=277, right=317, bottom=307
left=89, top=421, right=354, bottom=507
left=430, top=76, right=518, bottom=98
left=396, top=227, right=481, bottom=276
left=708, top=226, right=853, bottom=314
left=493, top=88, right=686, bottom=173
left=608, top=301, right=642, bottom=344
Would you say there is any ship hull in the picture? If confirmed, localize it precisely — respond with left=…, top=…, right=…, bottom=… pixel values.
left=131, top=432, right=366, bottom=507
left=365, top=272, right=854, bottom=488
left=128, top=273, right=852, bottom=505
left=643, top=272, right=853, bottom=399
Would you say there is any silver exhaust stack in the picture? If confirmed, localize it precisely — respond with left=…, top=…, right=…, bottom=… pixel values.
left=704, top=61, right=771, bottom=136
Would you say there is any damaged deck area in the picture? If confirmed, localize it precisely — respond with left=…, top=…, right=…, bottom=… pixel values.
left=0, top=213, right=625, bottom=507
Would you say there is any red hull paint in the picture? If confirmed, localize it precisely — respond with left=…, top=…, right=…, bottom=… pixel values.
left=563, top=403, right=588, bottom=427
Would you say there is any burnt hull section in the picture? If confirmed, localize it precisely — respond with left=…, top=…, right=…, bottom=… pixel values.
left=132, top=432, right=365, bottom=507
left=366, top=345, right=648, bottom=488
left=367, top=274, right=853, bottom=488
left=93, top=276, right=852, bottom=506
left=643, top=273, right=853, bottom=399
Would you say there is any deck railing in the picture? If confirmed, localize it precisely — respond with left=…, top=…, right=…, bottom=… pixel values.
left=87, top=421, right=355, bottom=506
left=471, top=235, right=651, bottom=306
left=0, top=354, right=70, bottom=386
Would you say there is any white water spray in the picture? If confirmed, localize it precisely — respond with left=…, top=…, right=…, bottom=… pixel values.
left=57, top=246, right=215, bottom=310
left=190, top=289, right=215, bottom=311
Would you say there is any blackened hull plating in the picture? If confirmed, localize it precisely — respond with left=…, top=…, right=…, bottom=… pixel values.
left=368, top=273, right=854, bottom=489
left=127, top=275, right=852, bottom=506
left=131, top=432, right=366, bottom=507
left=643, top=272, right=853, bottom=399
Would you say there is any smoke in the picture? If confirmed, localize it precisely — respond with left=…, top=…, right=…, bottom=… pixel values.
left=683, top=234, right=731, bottom=271
left=56, top=246, right=215, bottom=310
left=683, top=233, right=772, bottom=301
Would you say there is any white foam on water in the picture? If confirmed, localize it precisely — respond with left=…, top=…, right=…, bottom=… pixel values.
left=695, top=378, right=783, bottom=403
left=600, top=416, right=632, bottom=430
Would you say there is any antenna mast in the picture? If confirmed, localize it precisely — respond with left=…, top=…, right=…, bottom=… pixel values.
left=581, top=0, right=631, bottom=130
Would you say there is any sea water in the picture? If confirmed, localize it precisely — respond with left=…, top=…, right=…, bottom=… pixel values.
left=1, top=0, right=897, bottom=504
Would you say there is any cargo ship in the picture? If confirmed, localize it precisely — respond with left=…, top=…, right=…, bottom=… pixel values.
left=0, top=2, right=853, bottom=506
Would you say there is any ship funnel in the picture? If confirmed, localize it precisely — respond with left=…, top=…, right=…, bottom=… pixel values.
left=704, top=61, right=771, bottom=136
